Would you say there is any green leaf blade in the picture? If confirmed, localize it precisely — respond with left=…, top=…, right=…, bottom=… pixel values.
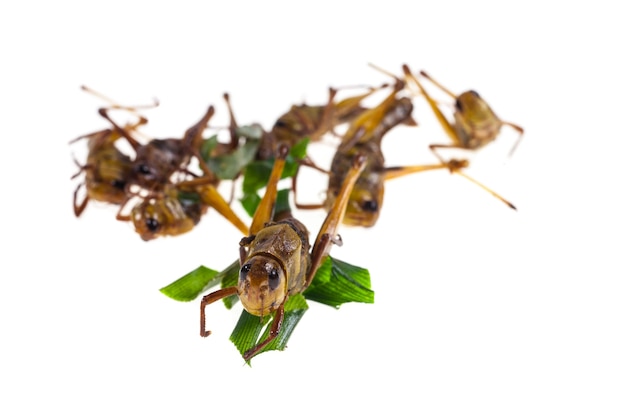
left=207, top=139, right=260, bottom=180
left=230, top=294, right=309, bottom=364
left=304, top=256, right=375, bottom=307
left=159, top=265, right=220, bottom=302
left=159, top=259, right=241, bottom=303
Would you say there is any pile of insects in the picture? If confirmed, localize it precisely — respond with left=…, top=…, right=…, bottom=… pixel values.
left=70, top=63, right=524, bottom=363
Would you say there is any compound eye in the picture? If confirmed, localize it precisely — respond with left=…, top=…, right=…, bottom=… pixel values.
left=145, top=218, right=160, bottom=232
left=361, top=200, right=378, bottom=212
left=455, top=98, right=463, bottom=112
left=469, top=89, right=480, bottom=98
left=239, top=264, right=251, bottom=281
left=268, top=268, right=280, bottom=290
left=273, top=119, right=288, bottom=128
left=111, top=179, right=126, bottom=190
left=137, top=164, right=152, bottom=175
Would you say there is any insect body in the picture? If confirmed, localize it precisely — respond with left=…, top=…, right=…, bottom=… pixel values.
left=70, top=87, right=156, bottom=217
left=401, top=64, right=520, bottom=209
left=200, top=145, right=366, bottom=361
left=261, top=85, right=382, bottom=159
left=297, top=78, right=452, bottom=227
left=75, top=86, right=249, bottom=239
left=130, top=179, right=250, bottom=241
left=324, top=83, right=417, bottom=227
left=70, top=128, right=135, bottom=217
left=405, top=66, right=524, bottom=157
left=99, top=104, right=217, bottom=190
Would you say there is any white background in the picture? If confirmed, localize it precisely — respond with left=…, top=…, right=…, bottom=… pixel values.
left=1, top=1, right=625, bottom=416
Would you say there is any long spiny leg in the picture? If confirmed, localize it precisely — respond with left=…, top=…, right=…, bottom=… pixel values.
left=69, top=128, right=111, bottom=146
left=182, top=105, right=215, bottom=151
left=81, top=85, right=159, bottom=112
left=307, top=87, right=338, bottom=142
left=82, top=85, right=157, bottom=150
left=98, top=107, right=144, bottom=151
left=223, top=93, right=241, bottom=151
left=291, top=153, right=328, bottom=211
left=200, top=287, right=239, bottom=337
left=383, top=162, right=452, bottom=180
left=179, top=177, right=250, bottom=236
left=339, top=86, right=402, bottom=152
left=114, top=192, right=139, bottom=222
left=418, top=70, right=457, bottom=98
left=367, top=62, right=404, bottom=87
left=451, top=167, right=517, bottom=210
left=307, top=153, right=366, bottom=287
left=249, top=145, right=289, bottom=235
left=242, top=301, right=286, bottom=361
left=73, top=182, right=89, bottom=217
left=504, top=121, right=525, bottom=157
left=180, top=106, right=218, bottom=181
left=402, top=64, right=461, bottom=147
left=428, top=143, right=471, bottom=165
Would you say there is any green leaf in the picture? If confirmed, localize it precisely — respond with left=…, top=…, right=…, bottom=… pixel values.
left=199, top=135, right=219, bottom=162
left=283, top=138, right=310, bottom=178
left=159, top=206, right=375, bottom=361
left=273, top=189, right=292, bottom=217
left=159, top=265, right=220, bottom=302
left=226, top=255, right=373, bottom=362
left=304, top=257, right=375, bottom=307
left=240, top=192, right=262, bottom=218
left=289, top=137, right=309, bottom=160
left=230, top=294, right=309, bottom=363
left=242, top=160, right=274, bottom=195
left=159, top=260, right=240, bottom=303
left=177, top=190, right=201, bottom=204
left=241, top=138, right=310, bottom=195
left=235, top=124, right=265, bottom=140
left=219, top=260, right=241, bottom=309
left=206, top=139, right=260, bottom=180
left=240, top=188, right=293, bottom=222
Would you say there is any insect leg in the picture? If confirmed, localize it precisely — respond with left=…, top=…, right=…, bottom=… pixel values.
left=504, top=121, right=525, bottom=157
left=382, top=163, right=452, bottom=181
left=98, top=107, right=145, bottom=151
left=242, top=300, right=286, bottom=361
left=307, top=153, right=366, bottom=287
left=451, top=168, right=517, bottom=210
left=291, top=159, right=327, bottom=210
left=402, top=64, right=462, bottom=147
left=249, top=145, right=289, bottom=235
left=81, top=85, right=159, bottom=111
left=179, top=177, right=250, bottom=236
left=73, top=182, right=89, bottom=217
left=307, top=87, right=338, bottom=142
left=200, top=286, right=239, bottom=337
left=182, top=105, right=215, bottom=152
left=422, top=156, right=517, bottom=210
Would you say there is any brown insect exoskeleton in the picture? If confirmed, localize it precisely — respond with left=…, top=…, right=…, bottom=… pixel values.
left=401, top=64, right=520, bottom=210
left=98, top=100, right=217, bottom=191
left=406, top=66, right=524, bottom=157
left=70, top=128, right=135, bottom=218
left=322, top=80, right=417, bottom=227
left=129, top=178, right=250, bottom=241
left=294, top=73, right=457, bottom=227
left=77, top=86, right=249, bottom=240
left=258, top=83, right=387, bottom=160
left=219, top=82, right=387, bottom=176
left=219, top=92, right=327, bottom=176
left=200, top=144, right=366, bottom=361
left=70, top=86, right=158, bottom=218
